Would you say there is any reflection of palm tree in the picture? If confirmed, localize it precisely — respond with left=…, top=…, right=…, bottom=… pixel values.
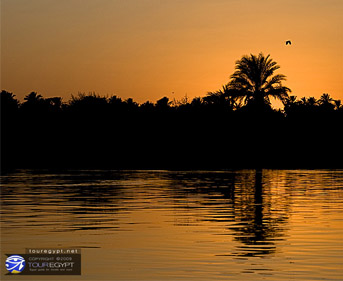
left=228, top=53, right=291, bottom=108
left=230, top=170, right=286, bottom=257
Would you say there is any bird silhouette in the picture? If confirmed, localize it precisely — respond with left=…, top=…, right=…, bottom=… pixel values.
left=286, top=40, right=292, bottom=45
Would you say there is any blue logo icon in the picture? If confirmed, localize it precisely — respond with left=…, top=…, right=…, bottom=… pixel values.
left=6, top=255, right=26, bottom=274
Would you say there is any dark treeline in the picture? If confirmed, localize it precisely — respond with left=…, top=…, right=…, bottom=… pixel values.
left=1, top=90, right=342, bottom=171
left=1, top=53, right=342, bottom=171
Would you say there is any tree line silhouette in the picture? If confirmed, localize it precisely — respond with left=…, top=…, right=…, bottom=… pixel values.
left=1, top=53, right=342, bottom=171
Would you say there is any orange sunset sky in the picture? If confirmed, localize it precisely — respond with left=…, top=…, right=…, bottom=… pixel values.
left=1, top=0, right=342, bottom=104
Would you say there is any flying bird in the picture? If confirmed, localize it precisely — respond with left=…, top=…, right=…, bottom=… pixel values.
left=286, top=40, right=292, bottom=45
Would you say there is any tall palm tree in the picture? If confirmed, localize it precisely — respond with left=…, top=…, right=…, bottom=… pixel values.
left=228, top=53, right=291, bottom=107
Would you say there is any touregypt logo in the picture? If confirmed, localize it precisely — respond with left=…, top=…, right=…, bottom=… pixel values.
left=5, top=255, right=26, bottom=274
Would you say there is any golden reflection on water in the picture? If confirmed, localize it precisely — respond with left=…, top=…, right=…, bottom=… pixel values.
left=1, top=170, right=342, bottom=280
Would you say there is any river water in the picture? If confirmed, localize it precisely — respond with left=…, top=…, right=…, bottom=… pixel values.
left=1, top=170, right=342, bottom=280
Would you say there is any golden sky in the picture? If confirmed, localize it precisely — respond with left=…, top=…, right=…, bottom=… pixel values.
left=1, top=0, right=342, bottom=103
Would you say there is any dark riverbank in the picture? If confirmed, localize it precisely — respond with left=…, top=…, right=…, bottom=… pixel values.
left=1, top=91, right=342, bottom=172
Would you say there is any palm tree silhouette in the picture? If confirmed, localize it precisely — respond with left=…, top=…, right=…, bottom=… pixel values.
left=205, top=84, right=242, bottom=110
left=334, top=100, right=341, bottom=110
left=23, top=92, right=43, bottom=103
left=319, top=93, right=333, bottom=105
left=228, top=53, right=291, bottom=108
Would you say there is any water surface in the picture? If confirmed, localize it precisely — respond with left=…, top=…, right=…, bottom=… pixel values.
left=1, top=170, right=342, bottom=280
